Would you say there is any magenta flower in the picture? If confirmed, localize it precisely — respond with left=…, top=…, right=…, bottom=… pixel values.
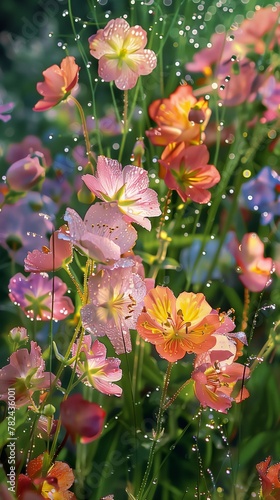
left=63, top=202, right=137, bottom=262
left=227, top=233, right=274, bottom=292
left=72, top=336, right=122, bottom=396
left=60, top=394, right=106, bottom=443
left=159, top=144, right=220, bottom=203
left=81, top=264, right=147, bottom=354
left=89, top=18, right=157, bottom=90
left=82, top=156, right=161, bottom=230
left=0, top=102, right=14, bottom=122
left=24, top=225, right=72, bottom=272
left=8, top=272, right=74, bottom=321
left=6, top=154, right=45, bottom=192
left=0, top=341, right=56, bottom=407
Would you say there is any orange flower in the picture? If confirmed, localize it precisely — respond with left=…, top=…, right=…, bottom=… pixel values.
left=33, top=56, right=80, bottom=112
left=256, top=456, right=280, bottom=499
left=17, top=453, right=76, bottom=499
left=136, top=286, right=218, bottom=362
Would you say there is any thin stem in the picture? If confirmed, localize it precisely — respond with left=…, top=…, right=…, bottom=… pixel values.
left=163, top=378, right=192, bottom=411
left=118, top=89, right=129, bottom=163
left=241, top=288, right=250, bottom=332
left=69, top=95, right=94, bottom=169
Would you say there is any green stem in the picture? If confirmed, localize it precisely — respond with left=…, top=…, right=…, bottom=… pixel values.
left=69, top=95, right=94, bottom=169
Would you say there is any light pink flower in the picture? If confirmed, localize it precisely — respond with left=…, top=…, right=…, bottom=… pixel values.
left=192, top=359, right=250, bottom=413
left=62, top=202, right=137, bottom=262
left=227, top=232, right=274, bottom=292
left=72, top=336, right=122, bottom=396
left=81, top=265, right=147, bottom=354
left=89, top=18, right=157, bottom=90
left=159, top=143, right=220, bottom=203
left=82, top=155, right=161, bottom=230
left=33, top=56, right=80, bottom=112
left=8, top=272, right=74, bottom=321
left=6, top=135, right=52, bottom=167
left=0, top=341, right=56, bottom=407
left=6, top=154, right=45, bottom=192
left=24, top=225, right=72, bottom=272
left=9, top=326, right=28, bottom=342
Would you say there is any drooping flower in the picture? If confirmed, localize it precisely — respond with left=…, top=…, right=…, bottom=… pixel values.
left=8, top=272, right=74, bottom=321
left=33, top=56, right=80, bottom=112
left=0, top=341, right=57, bottom=408
left=136, top=286, right=219, bottom=362
left=191, top=359, right=250, bottom=413
left=227, top=232, right=274, bottom=292
left=60, top=394, right=106, bottom=444
left=82, top=155, right=161, bottom=230
left=24, top=226, right=72, bottom=273
left=89, top=18, right=157, bottom=90
left=72, top=336, right=122, bottom=396
left=81, top=263, right=147, bottom=354
left=146, top=85, right=210, bottom=161
left=256, top=456, right=280, bottom=499
left=17, top=453, right=76, bottom=499
left=6, top=154, right=45, bottom=192
left=241, top=167, right=280, bottom=225
left=159, top=143, right=220, bottom=203
left=0, top=102, right=14, bottom=122
left=62, top=202, right=137, bottom=263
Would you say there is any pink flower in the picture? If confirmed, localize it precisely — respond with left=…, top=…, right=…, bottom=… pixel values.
left=81, top=264, right=147, bottom=354
left=159, top=143, right=220, bottom=203
left=0, top=102, right=14, bottom=122
left=6, top=135, right=52, bottom=167
left=8, top=272, right=74, bottom=321
left=60, top=394, right=106, bottom=443
left=9, top=326, right=28, bottom=343
left=33, top=56, right=80, bottom=112
left=6, top=154, right=45, bottom=192
left=62, top=202, right=137, bottom=263
left=72, top=336, right=122, bottom=396
left=228, top=232, right=274, bottom=292
left=82, top=156, right=161, bottom=230
left=89, top=18, right=157, bottom=90
left=24, top=225, right=72, bottom=272
left=0, top=341, right=57, bottom=407
left=192, top=359, right=250, bottom=413
left=136, top=286, right=219, bottom=362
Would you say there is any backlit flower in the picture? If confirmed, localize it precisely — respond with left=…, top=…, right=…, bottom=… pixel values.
left=60, top=394, right=106, bottom=444
left=256, top=456, right=280, bottom=499
left=9, top=272, right=74, bottom=321
left=17, top=453, right=76, bottom=499
left=81, top=264, right=147, bottom=354
left=72, top=336, right=122, bottom=396
left=192, top=359, right=250, bottom=413
left=24, top=226, right=72, bottom=272
left=0, top=341, right=56, bottom=407
left=227, top=232, right=274, bottom=292
left=33, top=56, right=80, bottom=112
left=136, top=286, right=219, bottom=362
left=89, top=18, right=157, bottom=90
left=62, top=202, right=137, bottom=263
left=82, top=155, right=161, bottom=230
left=159, top=143, right=220, bottom=203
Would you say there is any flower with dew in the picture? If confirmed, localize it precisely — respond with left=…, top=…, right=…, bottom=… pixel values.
left=256, top=456, right=280, bottom=499
left=227, top=232, right=274, bottom=292
left=24, top=226, right=72, bottom=273
left=82, top=155, right=161, bottom=230
left=136, top=286, right=220, bottom=362
left=8, top=272, right=74, bottom=321
left=0, top=341, right=57, bottom=408
left=72, top=336, right=122, bottom=397
left=33, top=56, right=80, bottom=112
left=62, top=202, right=137, bottom=263
left=146, top=84, right=210, bottom=165
left=88, top=18, right=157, bottom=90
left=241, top=166, right=280, bottom=225
left=191, top=358, right=250, bottom=413
left=60, top=394, right=106, bottom=444
left=159, top=143, right=220, bottom=203
left=6, top=154, right=45, bottom=192
left=81, top=264, right=147, bottom=354
left=17, top=453, right=76, bottom=499
left=0, top=192, right=55, bottom=265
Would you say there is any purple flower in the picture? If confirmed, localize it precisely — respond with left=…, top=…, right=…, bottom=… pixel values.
left=0, top=102, right=14, bottom=123
left=8, top=272, right=74, bottom=321
left=241, top=167, right=280, bottom=224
